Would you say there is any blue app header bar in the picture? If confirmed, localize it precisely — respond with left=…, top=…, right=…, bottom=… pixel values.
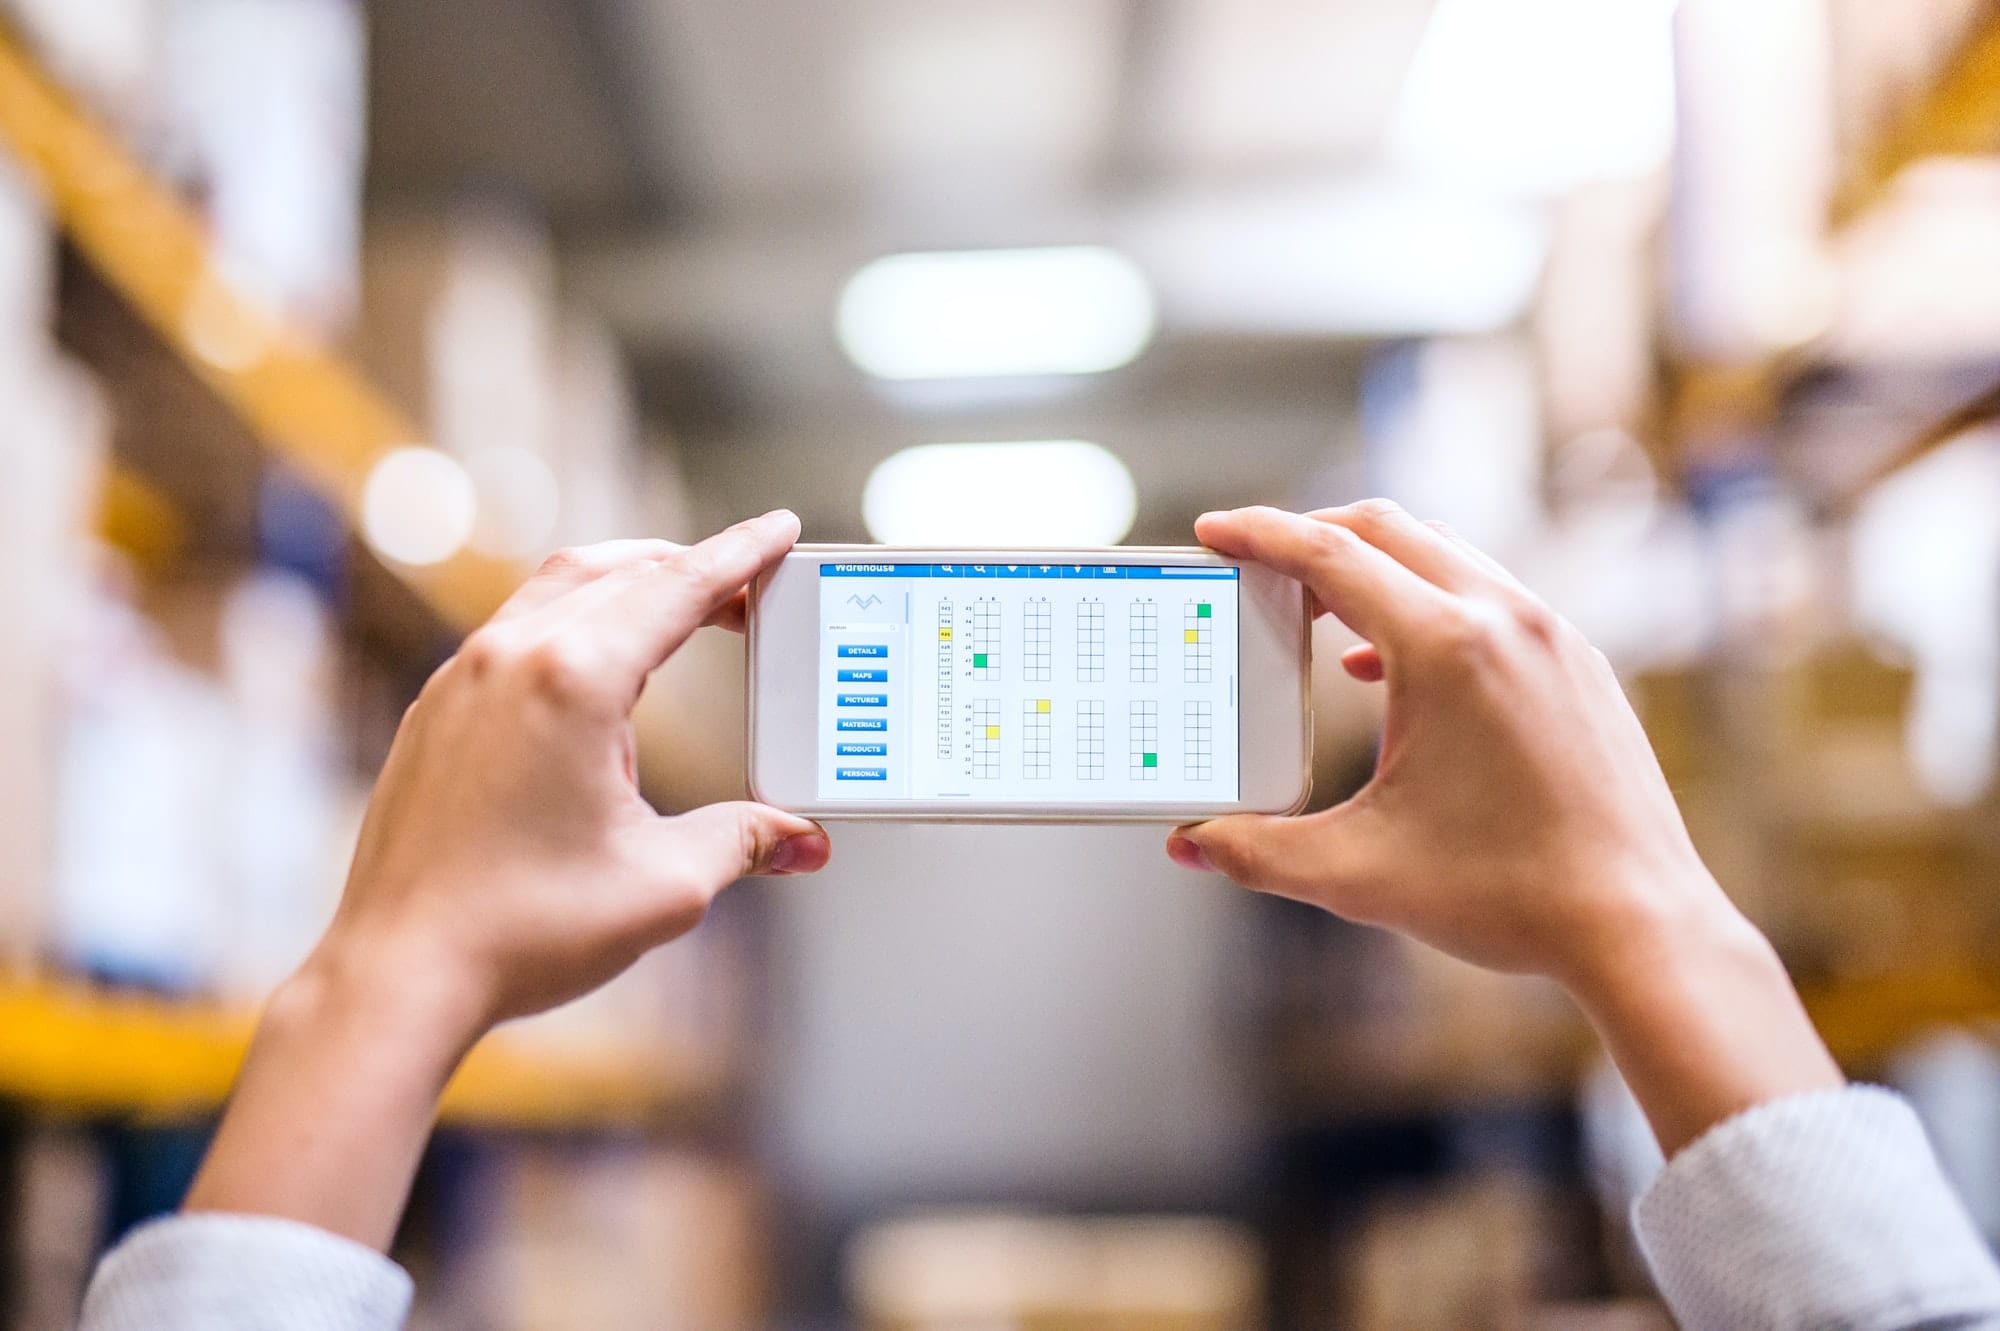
left=820, top=562, right=1239, bottom=580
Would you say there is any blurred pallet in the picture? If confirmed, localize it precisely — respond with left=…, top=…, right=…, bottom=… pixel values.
left=0, top=981, right=728, bottom=1129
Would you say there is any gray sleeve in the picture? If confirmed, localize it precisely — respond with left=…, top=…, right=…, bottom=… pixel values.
left=1635, top=1084, right=2000, bottom=1331
left=79, top=1212, right=412, bottom=1331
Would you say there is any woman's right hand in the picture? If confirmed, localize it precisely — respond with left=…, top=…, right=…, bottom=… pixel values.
left=1170, top=502, right=1842, bottom=1153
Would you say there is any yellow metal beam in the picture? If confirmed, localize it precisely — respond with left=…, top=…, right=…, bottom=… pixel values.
left=1803, top=969, right=2000, bottom=1070
left=1833, top=9, right=2000, bottom=226
left=0, top=26, right=518, bottom=630
left=0, top=982, right=725, bottom=1128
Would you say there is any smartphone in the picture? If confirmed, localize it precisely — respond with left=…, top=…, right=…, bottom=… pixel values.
left=747, top=546, right=1312, bottom=821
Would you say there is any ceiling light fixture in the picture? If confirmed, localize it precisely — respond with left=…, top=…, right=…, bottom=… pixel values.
left=837, top=247, right=1156, bottom=381
left=862, top=441, right=1137, bottom=545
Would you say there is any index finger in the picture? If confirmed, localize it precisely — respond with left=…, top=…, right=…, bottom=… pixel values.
left=491, top=539, right=683, bottom=623
left=561, top=509, right=801, bottom=684
left=1195, top=506, right=1449, bottom=648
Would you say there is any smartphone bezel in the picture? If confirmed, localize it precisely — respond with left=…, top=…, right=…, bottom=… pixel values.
left=747, top=545, right=1313, bottom=822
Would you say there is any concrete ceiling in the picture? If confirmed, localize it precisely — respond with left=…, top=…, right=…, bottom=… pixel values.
left=364, top=0, right=1443, bottom=534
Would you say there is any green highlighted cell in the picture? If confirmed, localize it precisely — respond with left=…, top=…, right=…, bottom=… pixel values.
left=1142, top=752, right=1158, bottom=767
left=973, top=653, right=989, bottom=667
left=1196, top=602, right=1212, bottom=618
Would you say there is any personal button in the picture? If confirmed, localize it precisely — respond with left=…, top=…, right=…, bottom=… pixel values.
left=836, top=767, right=888, bottom=781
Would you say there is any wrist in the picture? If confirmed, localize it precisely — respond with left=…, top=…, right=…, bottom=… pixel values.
left=185, top=919, right=492, bottom=1245
left=274, top=925, right=491, bottom=1092
left=1556, top=858, right=1764, bottom=1019
left=1557, top=860, right=1843, bottom=1155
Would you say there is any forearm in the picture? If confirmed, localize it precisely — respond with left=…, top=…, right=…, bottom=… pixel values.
left=184, top=937, right=482, bottom=1250
left=1566, top=869, right=1843, bottom=1157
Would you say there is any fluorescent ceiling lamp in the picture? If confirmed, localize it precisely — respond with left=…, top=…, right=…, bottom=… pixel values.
left=1392, top=0, right=1678, bottom=196
left=863, top=441, right=1137, bottom=545
left=361, top=446, right=476, bottom=567
left=1126, top=180, right=1549, bottom=336
left=837, top=247, right=1156, bottom=380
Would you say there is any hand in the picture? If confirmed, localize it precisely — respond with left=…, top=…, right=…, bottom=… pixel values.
left=185, top=512, right=829, bottom=1246
left=323, top=513, right=829, bottom=1030
left=1170, top=501, right=1714, bottom=987
left=1171, top=502, right=1840, bottom=1153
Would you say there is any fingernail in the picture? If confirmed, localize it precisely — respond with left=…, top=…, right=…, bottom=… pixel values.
left=1195, top=511, right=1224, bottom=525
left=771, top=832, right=826, bottom=874
left=761, top=508, right=798, bottom=526
left=1167, top=834, right=1215, bottom=873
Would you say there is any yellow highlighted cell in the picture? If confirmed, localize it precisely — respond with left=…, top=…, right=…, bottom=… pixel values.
left=939, top=628, right=952, bottom=640
left=985, top=725, right=1000, bottom=738
left=1036, top=699, right=1051, bottom=712
left=1185, top=629, right=1200, bottom=642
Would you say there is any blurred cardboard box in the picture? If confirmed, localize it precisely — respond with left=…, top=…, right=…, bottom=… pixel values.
left=1345, top=1177, right=1536, bottom=1331
left=442, top=1143, right=768, bottom=1331
left=848, top=1213, right=1264, bottom=1331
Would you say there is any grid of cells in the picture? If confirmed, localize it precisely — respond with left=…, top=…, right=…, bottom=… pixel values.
left=935, top=600, right=954, bottom=758
left=1023, top=597, right=1052, bottom=681
left=1021, top=697, right=1052, bottom=778
left=1128, top=598, right=1159, bottom=683
left=1129, top=699, right=1160, bottom=780
left=1076, top=598, right=1106, bottom=682
left=970, top=598, right=1001, bottom=680
left=1076, top=701, right=1106, bottom=780
left=1183, top=599, right=1214, bottom=683
left=971, top=698, right=1000, bottom=779
left=1183, top=700, right=1213, bottom=781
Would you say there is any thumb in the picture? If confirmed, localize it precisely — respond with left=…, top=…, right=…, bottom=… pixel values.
left=1168, top=807, right=1367, bottom=906
left=645, top=801, right=832, bottom=899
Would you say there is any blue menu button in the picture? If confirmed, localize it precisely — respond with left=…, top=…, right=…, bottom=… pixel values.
left=837, top=742, right=887, bottom=757
left=838, top=644, right=888, bottom=658
left=836, top=718, right=887, bottom=732
left=838, top=693, right=888, bottom=707
left=836, top=767, right=888, bottom=781
left=838, top=668, right=887, bottom=683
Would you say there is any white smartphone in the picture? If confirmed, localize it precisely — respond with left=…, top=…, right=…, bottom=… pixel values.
left=747, top=546, right=1313, bottom=822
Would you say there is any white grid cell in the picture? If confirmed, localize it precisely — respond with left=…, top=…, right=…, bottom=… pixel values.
left=1076, top=700, right=1105, bottom=780
left=1183, top=599, right=1214, bottom=683
left=1129, top=699, right=1159, bottom=780
left=1128, top=598, right=1158, bottom=683
left=1021, top=698, right=1052, bottom=778
left=1183, top=699, right=1213, bottom=781
left=936, top=600, right=955, bottom=758
left=1023, top=597, right=1052, bottom=682
left=970, top=597, right=1001, bottom=680
left=1076, top=598, right=1106, bottom=682
left=971, top=698, right=1000, bottom=779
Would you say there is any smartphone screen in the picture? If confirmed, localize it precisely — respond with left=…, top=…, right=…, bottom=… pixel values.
left=817, top=561, right=1240, bottom=801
